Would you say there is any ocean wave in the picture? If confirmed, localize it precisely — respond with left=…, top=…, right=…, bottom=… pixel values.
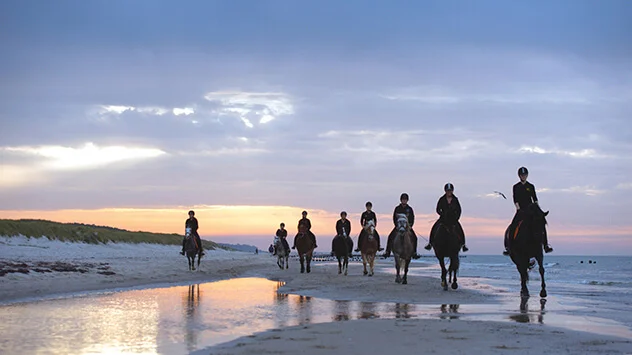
left=579, top=280, right=627, bottom=287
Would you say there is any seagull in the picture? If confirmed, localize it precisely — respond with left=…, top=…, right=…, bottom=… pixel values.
left=493, top=191, right=507, bottom=199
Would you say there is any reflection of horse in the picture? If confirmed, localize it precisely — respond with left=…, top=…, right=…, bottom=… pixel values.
left=439, top=304, right=460, bottom=320
left=274, top=236, right=289, bottom=270
left=295, top=224, right=315, bottom=273
left=506, top=203, right=549, bottom=298
left=393, top=214, right=413, bottom=284
left=182, top=284, right=201, bottom=352
left=184, top=228, right=202, bottom=271
left=332, top=234, right=353, bottom=275
left=361, top=220, right=378, bottom=276
left=431, top=223, right=461, bottom=290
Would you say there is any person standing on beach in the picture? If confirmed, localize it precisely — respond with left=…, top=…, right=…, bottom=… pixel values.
left=273, top=223, right=290, bottom=255
left=384, top=193, right=419, bottom=258
left=504, top=167, right=553, bottom=255
left=355, top=201, right=383, bottom=252
left=292, top=210, right=318, bottom=249
left=181, top=210, right=205, bottom=256
left=425, top=183, right=468, bottom=252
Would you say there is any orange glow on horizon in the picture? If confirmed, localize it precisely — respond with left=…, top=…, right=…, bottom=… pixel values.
left=0, top=206, right=630, bottom=241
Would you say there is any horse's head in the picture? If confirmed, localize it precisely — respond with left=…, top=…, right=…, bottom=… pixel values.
left=527, top=203, right=549, bottom=225
left=396, top=214, right=409, bottom=233
left=363, top=220, right=376, bottom=236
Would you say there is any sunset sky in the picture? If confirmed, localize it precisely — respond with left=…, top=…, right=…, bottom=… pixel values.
left=1, top=0, right=631, bottom=255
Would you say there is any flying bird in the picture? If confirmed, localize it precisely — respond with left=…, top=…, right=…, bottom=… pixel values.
left=493, top=191, right=507, bottom=199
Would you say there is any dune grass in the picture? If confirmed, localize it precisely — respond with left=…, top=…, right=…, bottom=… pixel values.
left=0, top=219, right=226, bottom=250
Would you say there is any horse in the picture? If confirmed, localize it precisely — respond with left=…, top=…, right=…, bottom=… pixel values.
left=431, top=223, right=461, bottom=290
left=506, top=203, right=549, bottom=298
left=274, top=236, right=290, bottom=270
left=295, top=224, right=316, bottom=274
left=392, top=214, right=414, bottom=284
left=360, top=220, right=379, bottom=276
left=332, top=233, right=353, bottom=275
left=184, top=229, right=202, bottom=271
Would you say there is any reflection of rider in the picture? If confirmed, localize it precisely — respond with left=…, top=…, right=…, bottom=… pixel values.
left=425, top=183, right=468, bottom=252
left=355, top=201, right=383, bottom=252
left=331, top=211, right=353, bottom=255
left=181, top=210, right=205, bottom=256
left=504, top=167, right=553, bottom=255
left=273, top=223, right=290, bottom=255
left=292, top=210, right=318, bottom=249
left=384, top=193, right=419, bottom=258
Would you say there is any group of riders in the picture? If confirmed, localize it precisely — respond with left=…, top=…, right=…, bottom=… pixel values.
left=271, top=167, right=554, bottom=258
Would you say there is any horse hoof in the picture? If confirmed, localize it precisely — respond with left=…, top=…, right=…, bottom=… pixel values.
left=338, top=270, right=342, bottom=274
left=307, top=268, right=311, bottom=273
left=395, top=278, right=401, bottom=284
left=540, top=290, right=547, bottom=298
left=402, top=279, right=408, bottom=285
left=363, top=271, right=368, bottom=275
left=451, top=282, right=458, bottom=290
left=344, top=271, right=347, bottom=276
left=301, top=268, right=305, bottom=274
left=369, top=273, right=373, bottom=277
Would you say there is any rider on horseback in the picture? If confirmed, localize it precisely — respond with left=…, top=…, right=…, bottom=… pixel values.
left=273, top=222, right=290, bottom=255
left=181, top=210, right=205, bottom=256
left=331, top=211, right=353, bottom=255
left=384, top=193, right=420, bottom=259
left=425, top=183, right=468, bottom=252
left=503, top=167, right=553, bottom=255
left=292, top=210, right=318, bottom=249
left=355, top=201, right=383, bottom=252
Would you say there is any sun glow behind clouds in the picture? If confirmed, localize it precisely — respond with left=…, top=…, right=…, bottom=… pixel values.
left=4, top=142, right=166, bottom=170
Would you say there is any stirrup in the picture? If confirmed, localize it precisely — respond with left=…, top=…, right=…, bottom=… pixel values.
left=424, top=244, right=432, bottom=250
left=544, top=245, right=553, bottom=253
left=502, top=249, right=510, bottom=256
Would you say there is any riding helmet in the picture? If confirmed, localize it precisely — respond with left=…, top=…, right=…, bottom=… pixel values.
left=188, top=210, right=195, bottom=216
left=518, top=166, right=529, bottom=176
left=444, top=183, right=454, bottom=191
left=340, top=211, right=347, bottom=216
left=400, top=193, right=409, bottom=201
left=302, top=210, right=308, bottom=215
left=365, top=201, right=372, bottom=207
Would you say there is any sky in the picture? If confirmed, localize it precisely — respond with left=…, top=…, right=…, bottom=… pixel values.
left=1, top=0, right=631, bottom=254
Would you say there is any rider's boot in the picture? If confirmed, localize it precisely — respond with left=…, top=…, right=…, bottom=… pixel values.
left=424, top=243, right=432, bottom=251
left=544, top=245, right=553, bottom=253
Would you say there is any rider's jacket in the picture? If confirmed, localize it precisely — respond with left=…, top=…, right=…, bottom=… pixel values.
left=436, top=194, right=462, bottom=225
left=336, top=219, right=351, bottom=237
left=513, top=181, right=538, bottom=210
left=276, top=228, right=287, bottom=238
left=298, top=217, right=312, bottom=231
left=393, top=204, right=415, bottom=227
left=361, top=210, right=377, bottom=226
left=185, top=217, right=199, bottom=235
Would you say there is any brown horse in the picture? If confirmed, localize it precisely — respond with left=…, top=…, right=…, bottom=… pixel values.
left=361, top=220, right=379, bottom=276
left=332, top=234, right=353, bottom=275
left=295, top=224, right=315, bottom=273
left=393, top=214, right=414, bottom=284
left=184, top=229, right=202, bottom=271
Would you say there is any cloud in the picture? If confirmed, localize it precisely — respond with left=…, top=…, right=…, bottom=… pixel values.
left=204, top=91, right=294, bottom=127
left=96, top=105, right=195, bottom=118
left=538, top=186, right=606, bottom=196
left=172, top=107, right=195, bottom=116
left=616, top=182, right=632, bottom=190
left=517, top=146, right=605, bottom=159
left=3, top=142, right=166, bottom=170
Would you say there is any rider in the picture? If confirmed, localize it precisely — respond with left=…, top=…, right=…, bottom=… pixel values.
left=355, top=201, right=383, bottom=252
left=384, top=193, right=419, bottom=259
left=503, top=167, right=553, bottom=255
left=425, top=183, right=468, bottom=252
left=181, top=210, right=205, bottom=256
left=332, top=211, right=353, bottom=255
left=273, top=222, right=290, bottom=255
left=292, top=210, right=318, bottom=249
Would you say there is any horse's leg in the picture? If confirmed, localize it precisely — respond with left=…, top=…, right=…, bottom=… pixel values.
left=362, top=253, right=368, bottom=275
left=344, top=256, right=348, bottom=276
left=537, top=254, right=547, bottom=298
left=306, top=252, right=312, bottom=273
left=402, top=258, right=410, bottom=285
left=285, top=255, right=289, bottom=269
left=450, top=256, right=459, bottom=290
left=517, top=261, right=529, bottom=297
left=394, top=256, right=402, bottom=283
left=439, top=257, right=448, bottom=290
left=368, top=253, right=374, bottom=276
left=300, top=254, right=305, bottom=273
left=338, top=257, right=342, bottom=274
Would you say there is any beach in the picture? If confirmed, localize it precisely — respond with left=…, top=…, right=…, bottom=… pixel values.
left=1, top=236, right=631, bottom=354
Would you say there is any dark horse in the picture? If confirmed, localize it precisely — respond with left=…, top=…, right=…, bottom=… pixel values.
left=332, top=234, right=353, bottom=276
left=184, top=230, right=202, bottom=271
left=506, top=203, right=549, bottom=298
left=431, top=223, right=461, bottom=291
left=393, top=214, right=414, bottom=284
left=295, top=224, right=316, bottom=274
